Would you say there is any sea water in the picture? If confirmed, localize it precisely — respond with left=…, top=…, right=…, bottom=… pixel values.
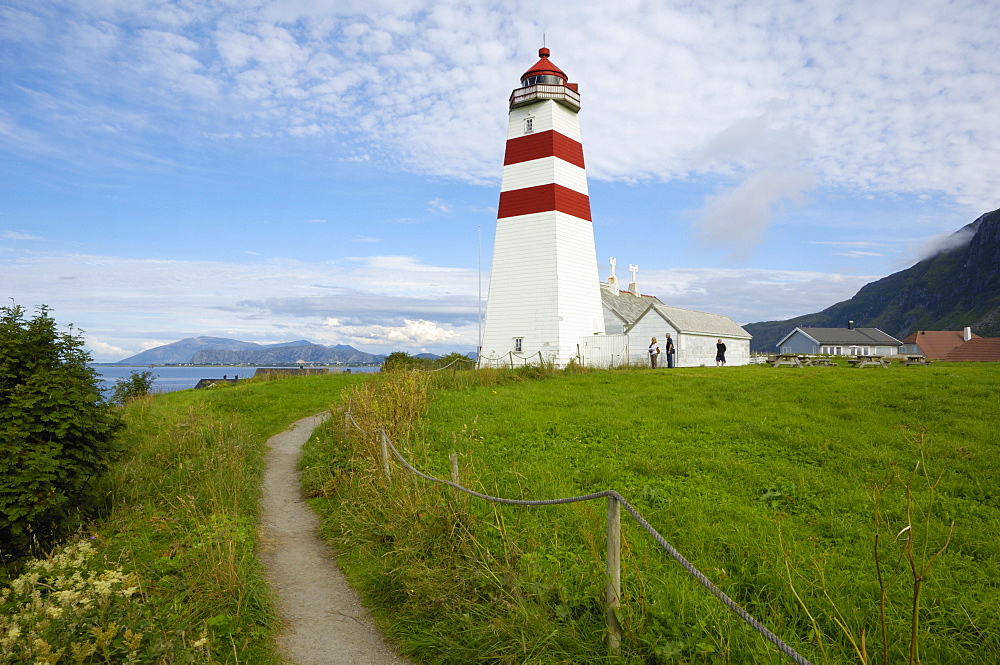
left=91, top=365, right=380, bottom=396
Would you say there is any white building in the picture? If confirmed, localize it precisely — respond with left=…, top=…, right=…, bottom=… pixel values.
left=578, top=263, right=751, bottom=367
left=479, top=48, right=605, bottom=369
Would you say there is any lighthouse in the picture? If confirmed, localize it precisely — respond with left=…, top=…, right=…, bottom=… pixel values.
left=479, top=47, right=606, bottom=368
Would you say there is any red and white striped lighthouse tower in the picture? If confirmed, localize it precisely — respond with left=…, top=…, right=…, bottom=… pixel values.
left=479, top=47, right=605, bottom=367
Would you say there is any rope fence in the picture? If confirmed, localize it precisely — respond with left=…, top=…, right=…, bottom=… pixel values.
left=414, top=356, right=477, bottom=372
left=343, top=410, right=812, bottom=664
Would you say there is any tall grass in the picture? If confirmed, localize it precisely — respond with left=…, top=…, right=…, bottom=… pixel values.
left=304, top=363, right=1000, bottom=663
left=1, top=372, right=366, bottom=664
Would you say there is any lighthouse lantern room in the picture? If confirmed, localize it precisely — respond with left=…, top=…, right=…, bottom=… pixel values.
left=479, top=47, right=606, bottom=368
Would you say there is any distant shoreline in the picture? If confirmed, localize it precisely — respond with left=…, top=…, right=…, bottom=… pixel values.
left=90, top=363, right=382, bottom=368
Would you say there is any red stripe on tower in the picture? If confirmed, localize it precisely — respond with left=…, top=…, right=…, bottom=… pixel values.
left=503, top=130, right=586, bottom=169
left=497, top=184, right=592, bottom=221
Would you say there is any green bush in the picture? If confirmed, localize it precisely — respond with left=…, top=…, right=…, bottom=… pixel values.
left=0, top=305, right=123, bottom=559
left=381, top=350, right=416, bottom=373
left=434, top=352, right=475, bottom=370
left=110, top=370, right=156, bottom=405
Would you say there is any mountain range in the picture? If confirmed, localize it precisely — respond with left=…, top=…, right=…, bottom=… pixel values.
left=117, top=336, right=385, bottom=365
left=744, top=208, right=1000, bottom=352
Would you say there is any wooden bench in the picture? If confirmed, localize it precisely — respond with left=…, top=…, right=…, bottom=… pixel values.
left=849, top=355, right=890, bottom=368
left=770, top=354, right=803, bottom=368
left=903, top=355, right=933, bottom=366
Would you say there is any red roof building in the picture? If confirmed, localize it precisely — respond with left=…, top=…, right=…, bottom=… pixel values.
left=943, top=337, right=1000, bottom=362
left=900, top=329, right=980, bottom=359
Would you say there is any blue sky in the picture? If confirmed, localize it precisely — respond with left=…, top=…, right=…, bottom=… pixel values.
left=2, top=0, right=998, bottom=362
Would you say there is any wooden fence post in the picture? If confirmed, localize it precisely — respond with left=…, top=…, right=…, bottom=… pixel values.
left=379, top=430, right=391, bottom=480
left=607, top=496, right=622, bottom=654
left=449, top=453, right=459, bottom=484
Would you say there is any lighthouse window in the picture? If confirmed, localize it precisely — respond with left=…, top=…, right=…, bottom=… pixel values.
left=513, top=337, right=523, bottom=353
left=524, top=118, right=533, bottom=134
left=522, top=75, right=563, bottom=86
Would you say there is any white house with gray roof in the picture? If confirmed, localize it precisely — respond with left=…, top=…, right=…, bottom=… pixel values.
left=776, top=326, right=903, bottom=356
left=576, top=264, right=752, bottom=367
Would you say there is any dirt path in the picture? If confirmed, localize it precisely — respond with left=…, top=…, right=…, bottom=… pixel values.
left=260, top=414, right=409, bottom=665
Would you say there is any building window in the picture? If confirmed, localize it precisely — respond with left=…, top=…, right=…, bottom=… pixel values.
left=524, top=118, right=533, bottom=134
left=513, top=337, right=523, bottom=353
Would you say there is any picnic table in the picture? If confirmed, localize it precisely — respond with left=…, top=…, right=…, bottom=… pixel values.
left=769, top=354, right=804, bottom=368
left=769, top=355, right=838, bottom=367
left=903, top=355, right=933, bottom=366
left=848, top=355, right=891, bottom=368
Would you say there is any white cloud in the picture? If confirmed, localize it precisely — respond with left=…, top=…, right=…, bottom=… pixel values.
left=903, top=224, right=979, bottom=266
left=87, top=339, right=132, bottom=360
left=2, top=230, right=44, bottom=241
left=4, top=0, right=997, bottom=211
left=326, top=318, right=458, bottom=346
left=639, top=266, right=875, bottom=325
left=835, top=250, right=884, bottom=257
left=3, top=249, right=873, bottom=361
left=692, top=170, right=817, bottom=261
left=427, top=197, right=451, bottom=213
left=2, top=251, right=481, bottom=361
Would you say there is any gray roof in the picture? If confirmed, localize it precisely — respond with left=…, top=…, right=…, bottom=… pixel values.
left=601, top=287, right=660, bottom=323
left=651, top=304, right=752, bottom=339
left=600, top=287, right=751, bottom=339
left=782, top=327, right=903, bottom=346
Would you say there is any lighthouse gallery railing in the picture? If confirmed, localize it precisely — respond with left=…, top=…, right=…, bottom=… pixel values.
left=509, top=83, right=581, bottom=110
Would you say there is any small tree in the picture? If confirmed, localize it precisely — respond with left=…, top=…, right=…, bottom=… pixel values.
left=110, top=370, right=156, bottom=405
left=435, top=352, right=475, bottom=370
left=381, top=351, right=417, bottom=373
left=0, top=305, right=124, bottom=558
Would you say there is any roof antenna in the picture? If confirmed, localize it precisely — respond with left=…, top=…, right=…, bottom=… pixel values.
left=543, top=31, right=546, bottom=48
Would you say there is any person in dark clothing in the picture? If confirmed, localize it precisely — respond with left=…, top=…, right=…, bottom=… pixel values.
left=664, top=333, right=675, bottom=368
left=716, top=339, right=727, bottom=367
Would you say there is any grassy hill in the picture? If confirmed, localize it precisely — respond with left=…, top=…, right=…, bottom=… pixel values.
left=307, top=364, right=1000, bottom=663
left=6, top=365, right=997, bottom=663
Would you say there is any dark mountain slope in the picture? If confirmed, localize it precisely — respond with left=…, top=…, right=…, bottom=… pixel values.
left=745, top=209, right=1000, bottom=352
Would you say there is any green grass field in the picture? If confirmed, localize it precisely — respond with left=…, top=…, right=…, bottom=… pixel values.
left=306, top=363, right=1000, bottom=664
left=1, top=372, right=367, bottom=664
left=5, top=363, right=997, bottom=664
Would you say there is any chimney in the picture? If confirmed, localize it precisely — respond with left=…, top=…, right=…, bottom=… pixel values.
left=607, top=257, right=618, bottom=292
left=964, top=326, right=972, bottom=341
left=628, top=263, right=640, bottom=297
left=848, top=320, right=854, bottom=330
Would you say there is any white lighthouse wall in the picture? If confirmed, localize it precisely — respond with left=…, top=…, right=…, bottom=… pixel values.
left=500, top=158, right=588, bottom=195
left=507, top=101, right=583, bottom=143
left=481, top=210, right=605, bottom=367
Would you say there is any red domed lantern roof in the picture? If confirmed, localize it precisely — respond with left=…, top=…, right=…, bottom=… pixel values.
left=520, top=47, right=568, bottom=83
